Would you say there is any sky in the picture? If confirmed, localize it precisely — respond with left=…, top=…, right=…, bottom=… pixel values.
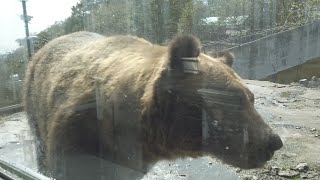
left=0, top=0, right=80, bottom=54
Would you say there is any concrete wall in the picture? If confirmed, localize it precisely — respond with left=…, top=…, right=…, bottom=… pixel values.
left=231, top=21, right=320, bottom=79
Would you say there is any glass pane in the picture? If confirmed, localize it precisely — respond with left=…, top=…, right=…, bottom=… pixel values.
left=0, top=0, right=319, bottom=179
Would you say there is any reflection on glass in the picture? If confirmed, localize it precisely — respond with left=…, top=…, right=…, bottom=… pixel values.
left=0, top=0, right=319, bottom=180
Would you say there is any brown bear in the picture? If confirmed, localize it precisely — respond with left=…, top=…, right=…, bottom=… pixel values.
left=207, top=50, right=235, bottom=67
left=23, top=31, right=282, bottom=180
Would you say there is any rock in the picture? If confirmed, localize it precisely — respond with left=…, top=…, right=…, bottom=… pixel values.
left=242, top=175, right=258, bottom=180
left=300, top=173, right=308, bottom=179
left=308, top=77, right=317, bottom=87
left=315, top=134, right=319, bottom=137
left=290, top=82, right=299, bottom=86
left=276, top=98, right=290, bottom=103
left=310, top=128, right=316, bottom=132
left=317, top=78, right=320, bottom=86
left=282, top=152, right=298, bottom=158
left=300, top=173, right=314, bottom=179
left=261, top=169, right=270, bottom=174
left=295, top=126, right=301, bottom=129
left=236, top=168, right=241, bottom=173
left=272, top=100, right=286, bottom=107
left=276, top=84, right=286, bottom=88
left=295, top=163, right=309, bottom=172
left=242, top=175, right=250, bottom=180
left=307, top=173, right=315, bottom=178
left=278, top=170, right=300, bottom=178
left=270, top=166, right=280, bottom=175
left=308, top=171, right=318, bottom=177
left=299, top=79, right=308, bottom=86
left=310, top=76, right=320, bottom=87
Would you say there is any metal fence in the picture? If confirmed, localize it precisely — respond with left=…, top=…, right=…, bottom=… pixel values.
left=0, top=79, right=23, bottom=108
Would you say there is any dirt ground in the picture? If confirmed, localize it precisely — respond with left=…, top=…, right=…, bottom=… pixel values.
left=0, top=80, right=319, bottom=180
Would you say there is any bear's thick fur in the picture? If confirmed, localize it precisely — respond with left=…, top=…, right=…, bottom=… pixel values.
left=208, top=50, right=235, bottom=67
left=24, top=31, right=282, bottom=179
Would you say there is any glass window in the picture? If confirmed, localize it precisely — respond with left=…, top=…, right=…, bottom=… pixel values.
left=0, top=0, right=319, bottom=179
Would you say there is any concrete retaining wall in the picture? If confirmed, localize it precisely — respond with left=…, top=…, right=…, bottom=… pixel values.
left=232, top=21, right=320, bottom=79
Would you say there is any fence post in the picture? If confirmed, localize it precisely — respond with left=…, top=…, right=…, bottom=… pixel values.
left=12, top=78, right=17, bottom=101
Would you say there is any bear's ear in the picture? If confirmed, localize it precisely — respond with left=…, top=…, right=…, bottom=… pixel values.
left=168, top=35, right=201, bottom=74
left=209, top=51, right=234, bottom=67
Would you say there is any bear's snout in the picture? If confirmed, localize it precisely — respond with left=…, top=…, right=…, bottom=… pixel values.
left=268, top=133, right=283, bottom=152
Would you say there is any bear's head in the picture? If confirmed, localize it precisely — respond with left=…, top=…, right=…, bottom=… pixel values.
left=142, top=35, right=282, bottom=169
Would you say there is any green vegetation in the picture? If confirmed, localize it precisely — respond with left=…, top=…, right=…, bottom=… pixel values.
left=276, top=0, right=320, bottom=26
left=11, top=0, right=320, bottom=50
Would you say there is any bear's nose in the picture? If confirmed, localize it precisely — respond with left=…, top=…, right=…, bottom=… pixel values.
left=268, top=134, right=283, bottom=151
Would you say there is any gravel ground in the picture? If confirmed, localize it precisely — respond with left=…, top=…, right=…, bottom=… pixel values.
left=237, top=80, right=320, bottom=180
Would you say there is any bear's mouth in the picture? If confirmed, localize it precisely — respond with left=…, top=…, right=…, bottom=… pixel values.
left=241, top=148, right=275, bottom=169
left=201, top=112, right=276, bottom=169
